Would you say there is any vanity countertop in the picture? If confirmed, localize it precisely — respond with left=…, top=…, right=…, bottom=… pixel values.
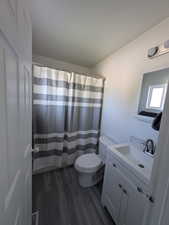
left=109, top=143, right=154, bottom=186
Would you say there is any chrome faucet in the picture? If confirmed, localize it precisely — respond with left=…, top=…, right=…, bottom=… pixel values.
left=130, top=136, right=155, bottom=155
left=143, top=139, right=155, bottom=155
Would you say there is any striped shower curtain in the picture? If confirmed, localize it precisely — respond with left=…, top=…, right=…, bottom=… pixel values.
left=33, top=65, right=104, bottom=172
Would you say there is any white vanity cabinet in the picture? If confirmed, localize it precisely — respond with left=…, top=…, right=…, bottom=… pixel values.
left=102, top=156, right=149, bottom=225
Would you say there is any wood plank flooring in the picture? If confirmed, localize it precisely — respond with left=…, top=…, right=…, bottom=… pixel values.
left=32, top=166, right=115, bottom=225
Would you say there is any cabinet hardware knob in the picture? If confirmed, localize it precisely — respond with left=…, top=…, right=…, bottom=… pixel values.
left=149, top=196, right=154, bottom=203
left=113, top=164, right=116, bottom=168
left=137, top=187, right=143, bottom=193
left=118, top=184, right=122, bottom=189
left=123, top=189, right=127, bottom=194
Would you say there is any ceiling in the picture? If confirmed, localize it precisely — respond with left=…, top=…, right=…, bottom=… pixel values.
left=32, top=0, right=169, bottom=67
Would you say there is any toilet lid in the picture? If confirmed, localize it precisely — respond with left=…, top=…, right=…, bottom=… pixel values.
left=75, top=153, right=102, bottom=173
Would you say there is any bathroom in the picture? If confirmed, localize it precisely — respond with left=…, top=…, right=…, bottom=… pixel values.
left=1, top=1, right=169, bottom=225
left=31, top=8, right=169, bottom=225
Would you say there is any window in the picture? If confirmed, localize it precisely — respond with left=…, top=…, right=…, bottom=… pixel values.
left=146, top=84, right=167, bottom=111
left=138, top=68, right=169, bottom=118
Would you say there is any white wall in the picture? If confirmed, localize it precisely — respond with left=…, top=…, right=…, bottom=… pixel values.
left=93, top=17, right=169, bottom=144
left=33, top=54, right=91, bottom=74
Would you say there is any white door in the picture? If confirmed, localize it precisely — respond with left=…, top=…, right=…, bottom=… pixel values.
left=0, top=1, right=32, bottom=225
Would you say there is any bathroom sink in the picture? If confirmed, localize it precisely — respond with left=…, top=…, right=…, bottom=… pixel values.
left=115, top=145, right=148, bottom=167
left=111, top=144, right=153, bottom=183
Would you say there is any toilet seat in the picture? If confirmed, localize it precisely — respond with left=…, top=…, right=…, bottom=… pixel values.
left=75, top=153, right=102, bottom=173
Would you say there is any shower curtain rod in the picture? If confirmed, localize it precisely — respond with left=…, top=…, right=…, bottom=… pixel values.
left=32, top=61, right=105, bottom=80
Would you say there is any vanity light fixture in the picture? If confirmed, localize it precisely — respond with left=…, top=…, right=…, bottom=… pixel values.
left=148, top=47, right=159, bottom=58
left=148, top=39, right=169, bottom=59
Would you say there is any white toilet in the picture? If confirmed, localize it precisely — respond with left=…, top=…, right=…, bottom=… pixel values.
left=74, top=136, right=114, bottom=187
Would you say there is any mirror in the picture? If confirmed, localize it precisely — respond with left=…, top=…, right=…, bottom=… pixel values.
left=138, top=67, right=169, bottom=117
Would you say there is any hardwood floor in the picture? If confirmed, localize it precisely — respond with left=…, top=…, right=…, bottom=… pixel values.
left=32, top=166, right=115, bottom=225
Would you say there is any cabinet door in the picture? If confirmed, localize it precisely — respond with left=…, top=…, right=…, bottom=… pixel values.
left=119, top=176, right=148, bottom=225
left=118, top=191, right=128, bottom=225
left=104, top=162, right=124, bottom=224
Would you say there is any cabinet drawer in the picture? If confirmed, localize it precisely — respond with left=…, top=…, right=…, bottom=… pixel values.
left=107, top=152, right=150, bottom=194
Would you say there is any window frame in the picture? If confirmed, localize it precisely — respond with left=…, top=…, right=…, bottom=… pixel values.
left=146, top=84, right=167, bottom=111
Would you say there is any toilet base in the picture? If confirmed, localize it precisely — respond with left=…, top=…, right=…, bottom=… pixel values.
left=77, top=166, right=104, bottom=188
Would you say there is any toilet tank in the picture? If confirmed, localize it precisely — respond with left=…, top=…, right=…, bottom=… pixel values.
left=99, top=136, right=116, bottom=163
